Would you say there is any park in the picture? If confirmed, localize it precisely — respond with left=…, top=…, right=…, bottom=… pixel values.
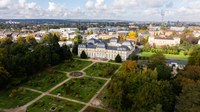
left=0, top=59, right=121, bottom=112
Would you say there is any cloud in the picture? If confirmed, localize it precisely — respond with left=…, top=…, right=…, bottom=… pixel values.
left=1, top=0, right=200, bottom=21
left=85, top=0, right=94, bottom=9
left=19, top=0, right=26, bottom=8
left=0, top=0, right=11, bottom=9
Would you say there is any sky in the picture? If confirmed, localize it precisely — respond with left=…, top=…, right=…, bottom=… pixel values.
left=0, top=0, right=200, bottom=22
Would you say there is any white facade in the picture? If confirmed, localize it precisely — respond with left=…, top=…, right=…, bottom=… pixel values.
left=49, top=28, right=78, bottom=40
left=198, top=40, right=200, bottom=45
left=193, top=31, right=200, bottom=38
left=58, top=41, right=74, bottom=47
left=148, top=36, right=180, bottom=46
left=78, top=38, right=135, bottom=61
left=86, top=34, right=99, bottom=40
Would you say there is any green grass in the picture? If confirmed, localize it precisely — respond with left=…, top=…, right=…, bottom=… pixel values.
left=0, top=88, right=40, bottom=109
left=83, top=106, right=109, bottom=112
left=27, top=96, right=84, bottom=112
left=53, top=59, right=92, bottom=72
left=141, top=51, right=189, bottom=60
left=84, top=63, right=120, bottom=78
left=51, top=77, right=106, bottom=102
left=23, top=70, right=67, bottom=92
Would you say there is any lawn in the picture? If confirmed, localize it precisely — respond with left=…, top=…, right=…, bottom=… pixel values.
left=27, top=96, right=83, bottom=112
left=83, top=107, right=108, bottom=112
left=141, top=51, right=189, bottom=60
left=23, top=70, right=67, bottom=92
left=84, top=63, right=120, bottom=78
left=0, top=87, right=40, bottom=109
left=51, top=77, right=106, bottom=102
left=53, top=59, right=92, bottom=72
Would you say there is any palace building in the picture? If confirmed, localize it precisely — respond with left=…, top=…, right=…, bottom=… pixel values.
left=78, top=38, right=135, bottom=61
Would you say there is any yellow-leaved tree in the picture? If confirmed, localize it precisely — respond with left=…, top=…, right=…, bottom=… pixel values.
left=126, top=31, right=138, bottom=43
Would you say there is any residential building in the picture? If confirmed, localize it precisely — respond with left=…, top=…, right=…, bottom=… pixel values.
left=49, top=28, right=78, bottom=40
left=148, top=36, right=180, bottom=46
left=193, top=31, right=200, bottom=38
left=117, top=31, right=129, bottom=37
left=58, top=41, right=74, bottom=47
left=78, top=38, right=135, bottom=61
left=170, top=27, right=185, bottom=31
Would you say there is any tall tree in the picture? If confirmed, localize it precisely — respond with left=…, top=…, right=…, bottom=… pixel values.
left=80, top=50, right=87, bottom=59
left=74, top=34, right=82, bottom=44
left=115, top=54, right=122, bottom=63
left=60, top=45, right=72, bottom=60
left=72, top=44, right=78, bottom=55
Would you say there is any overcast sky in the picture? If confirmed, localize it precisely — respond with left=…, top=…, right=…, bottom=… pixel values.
left=0, top=0, right=200, bottom=21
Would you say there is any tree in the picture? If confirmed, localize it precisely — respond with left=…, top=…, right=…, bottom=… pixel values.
left=80, top=50, right=87, bottom=59
left=126, top=31, right=138, bottom=43
left=115, top=54, right=122, bottom=63
left=179, top=65, right=200, bottom=81
left=0, top=37, right=13, bottom=47
left=60, top=45, right=72, bottom=60
left=156, top=65, right=171, bottom=80
left=188, top=48, right=200, bottom=66
left=26, top=35, right=37, bottom=46
left=72, top=44, right=78, bottom=55
left=42, top=33, right=59, bottom=44
left=74, top=34, right=82, bottom=44
left=176, top=82, right=200, bottom=112
left=121, top=60, right=138, bottom=73
left=106, top=68, right=175, bottom=112
left=128, top=52, right=138, bottom=60
left=0, top=66, right=11, bottom=87
left=16, top=36, right=26, bottom=44
left=148, top=52, right=166, bottom=69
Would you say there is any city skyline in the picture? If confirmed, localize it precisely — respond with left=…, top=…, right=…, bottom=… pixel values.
left=0, top=0, right=200, bottom=22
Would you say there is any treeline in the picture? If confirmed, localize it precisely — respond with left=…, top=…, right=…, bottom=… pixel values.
left=105, top=52, right=200, bottom=112
left=0, top=33, right=72, bottom=89
left=142, top=48, right=179, bottom=55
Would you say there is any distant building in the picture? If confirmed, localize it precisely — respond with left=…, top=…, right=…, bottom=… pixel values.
left=149, top=30, right=164, bottom=36
left=58, top=41, right=74, bottom=47
left=117, top=31, right=129, bottom=37
left=193, top=31, right=200, bottom=38
left=99, top=34, right=117, bottom=40
left=0, top=31, right=6, bottom=39
left=170, top=27, right=185, bottom=31
left=87, top=27, right=100, bottom=34
left=148, top=25, right=161, bottom=31
left=78, top=38, right=135, bottom=61
left=86, top=34, right=99, bottom=40
left=49, top=28, right=78, bottom=40
left=198, top=40, right=200, bottom=45
left=148, top=36, right=180, bottom=46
